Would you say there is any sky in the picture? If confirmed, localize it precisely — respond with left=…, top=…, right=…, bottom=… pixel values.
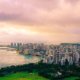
left=0, top=0, right=80, bottom=44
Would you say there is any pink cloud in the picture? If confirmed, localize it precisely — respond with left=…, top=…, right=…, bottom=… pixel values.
left=65, top=0, right=80, bottom=4
left=0, top=0, right=80, bottom=26
left=0, top=0, right=80, bottom=44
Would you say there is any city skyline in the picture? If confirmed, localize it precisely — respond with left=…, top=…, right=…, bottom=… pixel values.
left=0, top=0, right=80, bottom=44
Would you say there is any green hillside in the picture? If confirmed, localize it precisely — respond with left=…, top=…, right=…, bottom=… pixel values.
left=0, top=72, right=48, bottom=80
left=64, top=76, right=80, bottom=80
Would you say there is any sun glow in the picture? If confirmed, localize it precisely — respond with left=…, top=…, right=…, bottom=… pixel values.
left=0, top=22, right=38, bottom=35
left=6, top=28, right=38, bottom=35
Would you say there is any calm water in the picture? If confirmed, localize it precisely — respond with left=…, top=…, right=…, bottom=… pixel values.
left=0, top=47, right=40, bottom=68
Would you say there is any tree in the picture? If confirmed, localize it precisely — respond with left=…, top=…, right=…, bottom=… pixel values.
left=64, top=59, right=69, bottom=66
left=78, top=58, right=80, bottom=65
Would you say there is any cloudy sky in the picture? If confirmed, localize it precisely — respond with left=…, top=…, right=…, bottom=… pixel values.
left=0, top=0, right=80, bottom=44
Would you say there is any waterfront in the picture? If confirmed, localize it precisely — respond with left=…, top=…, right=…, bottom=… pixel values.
left=0, top=47, right=40, bottom=68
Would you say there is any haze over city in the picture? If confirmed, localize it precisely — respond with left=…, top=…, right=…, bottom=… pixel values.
left=0, top=0, right=80, bottom=44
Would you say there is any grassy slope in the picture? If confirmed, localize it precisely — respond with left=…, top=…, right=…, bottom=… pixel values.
left=0, top=72, right=48, bottom=80
left=0, top=72, right=80, bottom=80
left=64, top=77, right=80, bottom=80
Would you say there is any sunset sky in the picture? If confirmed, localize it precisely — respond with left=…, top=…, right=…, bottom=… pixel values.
left=0, top=0, right=80, bottom=44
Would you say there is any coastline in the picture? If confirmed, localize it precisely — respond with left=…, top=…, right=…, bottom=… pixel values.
left=0, top=49, right=40, bottom=68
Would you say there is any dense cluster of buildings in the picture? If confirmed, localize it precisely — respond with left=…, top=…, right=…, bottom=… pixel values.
left=43, top=43, right=80, bottom=65
left=10, top=43, right=80, bottom=65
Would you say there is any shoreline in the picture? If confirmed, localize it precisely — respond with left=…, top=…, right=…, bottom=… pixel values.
left=0, top=54, right=41, bottom=69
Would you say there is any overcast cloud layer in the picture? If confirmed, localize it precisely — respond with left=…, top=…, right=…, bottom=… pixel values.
left=0, top=0, right=80, bottom=44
